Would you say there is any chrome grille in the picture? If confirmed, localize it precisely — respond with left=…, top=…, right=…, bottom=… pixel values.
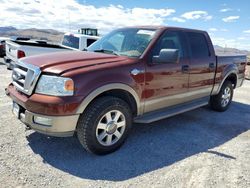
left=12, top=61, right=41, bottom=95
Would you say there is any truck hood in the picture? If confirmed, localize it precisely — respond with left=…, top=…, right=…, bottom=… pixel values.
left=22, top=51, right=132, bottom=75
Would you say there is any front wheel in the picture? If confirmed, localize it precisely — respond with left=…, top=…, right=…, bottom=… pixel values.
left=76, top=96, right=132, bottom=155
left=210, top=80, right=234, bottom=112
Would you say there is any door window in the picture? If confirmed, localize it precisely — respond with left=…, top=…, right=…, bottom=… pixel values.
left=151, top=31, right=184, bottom=60
left=186, top=32, right=210, bottom=58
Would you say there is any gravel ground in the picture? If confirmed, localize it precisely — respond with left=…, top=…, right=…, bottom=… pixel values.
left=0, top=59, right=249, bottom=188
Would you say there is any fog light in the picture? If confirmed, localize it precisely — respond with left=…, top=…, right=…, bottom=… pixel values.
left=33, top=116, right=52, bottom=126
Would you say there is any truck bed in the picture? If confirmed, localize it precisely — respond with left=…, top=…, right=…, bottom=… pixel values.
left=213, top=54, right=247, bottom=94
left=5, top=40, right=71, bottom=69
left=12, top=40, right=67, bottom=49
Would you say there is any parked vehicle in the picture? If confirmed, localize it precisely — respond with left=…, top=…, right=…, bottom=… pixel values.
left=62, top=33, right=99, bottom=51
left=3, top=33, right=100, bottom=69
left=0, top=37, right=9, bottom=57
left=245, top=62, right=250, bottom=79
left=6, top=26, right=246, bottom=155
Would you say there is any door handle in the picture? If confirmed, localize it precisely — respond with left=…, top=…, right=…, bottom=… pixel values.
left=209, top=63, right=215, bottom=70
left=182, top=65, right=189, bottom=73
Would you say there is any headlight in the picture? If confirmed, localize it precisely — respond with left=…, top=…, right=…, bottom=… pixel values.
left=35, top=75, right=74, bottom=96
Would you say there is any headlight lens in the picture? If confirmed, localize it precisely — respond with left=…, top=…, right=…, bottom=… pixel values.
left=35, top=75, right=74, bottom=96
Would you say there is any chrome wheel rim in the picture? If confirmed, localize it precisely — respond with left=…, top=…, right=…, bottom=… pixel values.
left=221, top=87, right=231, bottom=107
left=96, top=110, right=126, bottom=146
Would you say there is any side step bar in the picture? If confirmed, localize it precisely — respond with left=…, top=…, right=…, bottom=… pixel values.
left=134, top=97, right=209, bottom=123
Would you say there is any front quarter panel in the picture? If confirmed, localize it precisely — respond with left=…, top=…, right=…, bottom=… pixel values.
left=62, top=59, right=145, bottom=115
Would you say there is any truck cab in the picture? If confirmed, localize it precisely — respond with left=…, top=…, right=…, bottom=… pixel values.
left=61, top=33, right=100, bottom=51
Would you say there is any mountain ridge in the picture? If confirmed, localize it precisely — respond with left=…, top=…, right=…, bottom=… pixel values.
left=0, top=27, right=249, bottom=59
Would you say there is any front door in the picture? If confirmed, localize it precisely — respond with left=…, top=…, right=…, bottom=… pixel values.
left=143, top=30, right=189, bottom=113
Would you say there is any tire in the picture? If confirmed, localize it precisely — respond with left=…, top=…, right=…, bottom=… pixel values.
left=210, top=80, right=234, bottom=112
left=76, top=96, right=132, bottom=155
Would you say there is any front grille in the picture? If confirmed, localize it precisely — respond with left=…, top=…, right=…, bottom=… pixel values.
left=12, top=61, right=41, bottom=95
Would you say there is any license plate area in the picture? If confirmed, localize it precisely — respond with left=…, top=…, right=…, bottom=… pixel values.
left=12, top=102, right=20, bottom=119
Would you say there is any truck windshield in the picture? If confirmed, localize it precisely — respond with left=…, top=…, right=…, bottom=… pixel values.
left=87, top=28, right=156, bottom=58
left=62, top=35, right=79, bottom=49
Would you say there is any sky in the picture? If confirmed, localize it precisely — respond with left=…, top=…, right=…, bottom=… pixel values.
left=0, top=0, right=250, bottom=50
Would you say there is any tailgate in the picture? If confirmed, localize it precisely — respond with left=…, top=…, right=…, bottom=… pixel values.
left=6, top=41, right=19, bottom=62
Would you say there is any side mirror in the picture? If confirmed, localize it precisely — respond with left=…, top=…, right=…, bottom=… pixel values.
left=152, top=49, right=179, bottom=64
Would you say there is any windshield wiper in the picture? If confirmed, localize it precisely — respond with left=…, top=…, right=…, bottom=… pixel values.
left=93, top=49, right=119, bottom=56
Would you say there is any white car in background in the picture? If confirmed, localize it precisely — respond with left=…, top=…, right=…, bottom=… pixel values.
left=4, top=33, right=100, bottom=69
left=246, top=62, right=250, bottom=80
left=0, top=37, right=10, bottom=57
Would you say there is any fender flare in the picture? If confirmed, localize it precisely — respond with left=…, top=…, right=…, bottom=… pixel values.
left=76, top=83, right=142, bottom=115
left=214, top=70, right=238, bottom=95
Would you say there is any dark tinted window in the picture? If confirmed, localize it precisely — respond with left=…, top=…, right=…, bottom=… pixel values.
left=152, top=31, right=184, bottom=58
left=62, top=35, right=79, bottom=49
left=186, top=32, right=210, bottom=58
left=86, top=39, right=97, bottom=47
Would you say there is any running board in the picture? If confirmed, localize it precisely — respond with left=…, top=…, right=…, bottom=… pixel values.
left=134, top=97, right=209, bottom=123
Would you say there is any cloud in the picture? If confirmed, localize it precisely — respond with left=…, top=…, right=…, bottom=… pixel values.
left=170, top=17, right=186, bottom=23
left=222, top=16, right=240, bottom=22
left=0, top=0, right=176, bottom=34
left=209, top=28, right=218, bottom=31
left=181, top=11, right=212, bottom=21
left=243, top=30, right=250, bottom=33
left=220, top=8, right=232, bottom=12
left=211, top=36, right=250, bottom=50
left=221, top=29, right=228, bottom=32
left=209, top=28, right=228, bottom=32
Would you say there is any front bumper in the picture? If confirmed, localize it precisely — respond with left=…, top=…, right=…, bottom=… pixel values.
left=18, top=109, right=79, bottom=137
left=6, top=84, right=82, bottom=137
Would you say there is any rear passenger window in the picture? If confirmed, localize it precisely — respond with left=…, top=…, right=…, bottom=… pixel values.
left=187, top=32, right=210, bottom=58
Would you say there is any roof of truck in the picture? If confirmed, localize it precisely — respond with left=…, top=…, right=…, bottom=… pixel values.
left=122, top=25, right=207, bottom=33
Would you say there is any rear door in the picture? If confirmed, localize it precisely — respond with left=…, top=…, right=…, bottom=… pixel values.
left=185, top=32, right=216, bottom=99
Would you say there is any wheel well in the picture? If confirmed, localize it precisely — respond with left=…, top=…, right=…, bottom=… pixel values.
left=93, top=89, right=138, bottom=116
left=225, top=73, right=237, bottom=88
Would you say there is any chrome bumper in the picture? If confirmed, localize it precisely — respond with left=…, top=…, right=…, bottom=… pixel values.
left=18, top=110, right=79, bottom=137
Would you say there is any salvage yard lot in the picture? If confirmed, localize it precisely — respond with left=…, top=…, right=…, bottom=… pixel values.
left=0, top=58, right=249, bottom=188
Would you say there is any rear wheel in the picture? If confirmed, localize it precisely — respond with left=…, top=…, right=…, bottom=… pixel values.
left=76, top=96, right=132, bottom=155
left=210, top=80, right=233, bottom=112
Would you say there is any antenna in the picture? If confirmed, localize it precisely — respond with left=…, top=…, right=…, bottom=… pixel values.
left=68, top=10, right=71, bottom=32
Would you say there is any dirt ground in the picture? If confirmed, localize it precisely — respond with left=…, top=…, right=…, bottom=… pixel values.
left=0, top=59, right=249, bottom=188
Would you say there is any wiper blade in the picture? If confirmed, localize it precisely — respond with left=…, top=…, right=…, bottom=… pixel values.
left=93, top=49, right=119, bottom=56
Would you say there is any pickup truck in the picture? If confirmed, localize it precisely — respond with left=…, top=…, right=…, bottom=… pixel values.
left=246, top=62, right=250, bottom=79
left=4, top=33, right=99, bottom=69
left=6, top=26, right=246, bottom=155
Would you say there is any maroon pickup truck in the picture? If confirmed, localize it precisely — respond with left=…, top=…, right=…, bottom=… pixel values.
left=6, top=26, right=246, bottom=155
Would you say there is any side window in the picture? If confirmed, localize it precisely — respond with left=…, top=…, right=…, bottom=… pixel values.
left=186, top=32, right=210, bottom=58
left=152, top=31, right=184, bottom=59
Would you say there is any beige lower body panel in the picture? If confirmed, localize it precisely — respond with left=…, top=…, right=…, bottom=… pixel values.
left=144, top=87, right=212, bottom=113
